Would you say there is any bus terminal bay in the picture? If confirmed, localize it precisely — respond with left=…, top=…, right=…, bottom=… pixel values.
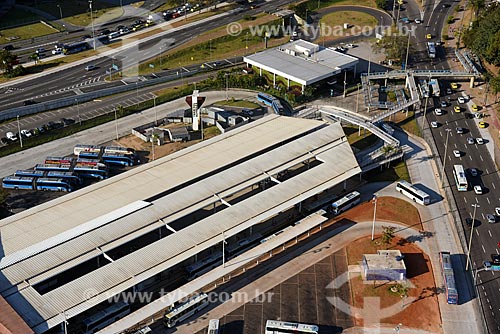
left=0, top=115, right=370, bottom=334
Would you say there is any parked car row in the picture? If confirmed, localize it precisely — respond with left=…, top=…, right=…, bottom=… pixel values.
left=0, top=118, right=76, bottom=145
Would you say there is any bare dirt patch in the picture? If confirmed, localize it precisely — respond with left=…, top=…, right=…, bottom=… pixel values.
left=346, top=236, right=441, bottom=332
left=338, top=196, right=422, bottom=230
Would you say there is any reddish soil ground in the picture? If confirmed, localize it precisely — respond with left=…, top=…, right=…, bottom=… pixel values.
left=346, top=236, right=441, bottom=333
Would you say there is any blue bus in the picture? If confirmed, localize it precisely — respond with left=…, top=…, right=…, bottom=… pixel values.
left=63, top=41, right=90, bottom=55
left=257, top=92, right=285, bottom=115
left=79, top=152, right=136, bottom=167
left=15, top=170, right=81, bottom=185
left=74, top=165, right=108, bottom=179
left=439, top=251, right=458, bottom=304
left=2, top=176, right=35, bottom=190
left=36, top=178, right=72, bottom=192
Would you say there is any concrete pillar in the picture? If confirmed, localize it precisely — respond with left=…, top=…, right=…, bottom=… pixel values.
left=287, top=78, right=290, bottom=88
left=273, top=73, right=276, bottom=87
left=358, top=125, right=361, bottom=136
left=302, top=84, right=305, bottom=94
left=259, top=67, right=262, bottom=76
left=353, top=64, right=357, bottom=76
left=343, top=179, right=347, bottom=190
left=470, top=77, right=475, bottom=88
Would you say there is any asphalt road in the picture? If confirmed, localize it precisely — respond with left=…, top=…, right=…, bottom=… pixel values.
left=0, top=0, right=292, bottom=111
left=425, top=81, right=500, bottom=333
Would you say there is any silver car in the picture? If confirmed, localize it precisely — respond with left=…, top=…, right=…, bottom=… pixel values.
left=467, top=137, right=475, bottom=145
left=487, top=214, right=496, bottom=224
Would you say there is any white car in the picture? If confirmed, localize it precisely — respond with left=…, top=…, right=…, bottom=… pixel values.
left=458, top=96, right=465, bottom=104
left=52, top=48, right=62, bottom=55
left=453, top=150, right=461, bottom=157
left=434, top=108, right=443, bottom=115
left=5, top=131, right=17, bottom=141
left=20, top=129, right=32, bottom=138
left=474, top=185, right=483, bottom=195
left=476, top=138, right=484, bottom=144
left=496, top=207, right=500, bottom=216
left=414, top=19, right=422, bottom=24
left=431, top=121, right=439, bottom=128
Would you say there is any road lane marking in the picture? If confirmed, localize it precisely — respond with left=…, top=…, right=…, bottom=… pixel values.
left=487, top=198, right=491, bottom=205
left=480, top=155, right=484, bottom=161
left=469, top=155, right=472, bottom=161
left=454, top=143, right=457, bottom=148
left=482, top=244, right=486, bottom=253
left=489, top=230, right=492, bottom=237
left=486, top=168, right=490, bottom=174
left=464, top=197, right=467, bottom=203
left=492, top=183, right=496, bottom=190
left=477, top=197, right=479, bottom=203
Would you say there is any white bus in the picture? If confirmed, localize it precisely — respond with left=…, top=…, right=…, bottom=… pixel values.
left=430, top=78, right=440, bottom=97
left=265, top=320, right=319, bottom=334
left=207, top=319, right=220, bottom=334
left=396, top=180, right=430, bottom=205
left=330, top=191, right=361, bottom=215
left=164, top=293, right=209, bottom=328
left=452, top=164, right=468, bottom=191
left=82, top=302, right=130, bottom=334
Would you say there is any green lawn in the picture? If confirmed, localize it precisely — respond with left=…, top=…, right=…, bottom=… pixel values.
left=363, top=160, right=411, bottom=182
left=344, top=126, right=379, bottom=150
left=0, top=7, right=44, bottom=29
left=213, top=100, right=260, bottom=108
left=320, top=10, right=378, bottom=28
left=0, top=22, right=58, bottom=44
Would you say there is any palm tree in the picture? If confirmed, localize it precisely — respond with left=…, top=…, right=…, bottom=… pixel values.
left=30, top=53, right=39, bottom=65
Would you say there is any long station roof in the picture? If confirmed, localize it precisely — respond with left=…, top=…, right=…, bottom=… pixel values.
left=0, top=115, right=360, bottom=333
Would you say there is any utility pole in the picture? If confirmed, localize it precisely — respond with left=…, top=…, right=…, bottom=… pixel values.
left=343, top=71, right=347, bottom=98
left=17, top=115, right=23, bottom=148
left=420, top=78, right=431, bottom=130
left=89, top=1, right=96, bottom=50
left=466, top=204, right=480, bottom=270
left=371, top=194, right=377, bottom=240
left=154, top=96, right=157, bottom=126
left=404, top=31, right=410, bottom=71
left=356, top=83, right=360, bottom=113
left=114, top=108, right=119, bottom=140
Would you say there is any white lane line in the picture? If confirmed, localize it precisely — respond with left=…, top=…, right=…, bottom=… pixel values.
left=454, top=143, right=457, bottom=148
left=469, top=155, right=472, bottom=161
left=482, top=245, right=486, bottom=253
left=493, top=183, right=496, bottom=190
left=487, top=198, right=491, bottom=205
left=489, top=230, right=492, bottom=237
left=482, top=213, right=485, bottom=219
left=476, top=197, right=479, bottom=203
left=464, top=197, right=467, bottom=203
left=486, top=168, right=490, bottom=174
left=496, top=249, right=499, bottom=255
left=477, top=229, right=480, bottom=236
left=480, top=155, right=484, bottom=161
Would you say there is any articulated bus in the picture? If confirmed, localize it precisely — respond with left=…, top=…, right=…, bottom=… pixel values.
left=265, top=320, right=319, bottom=334
left=452, top=165, right=468, bottom=191
left=330, top=191, right=361, bottom=215
left=439, top=252, right=458, bottom=304
left=2, top=176, right=72, bottom=192
left=207, top=319, right=220, bottom=334
left=163, top=293, right=209, bottom=328
left=74, top=144, right=136, bottom=156
left=395, top=180, right=430, bottom=205
left=82, top=302, right=130, bottom=334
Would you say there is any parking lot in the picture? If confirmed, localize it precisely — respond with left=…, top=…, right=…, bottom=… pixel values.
left=191, top=249, right=352, bottom=334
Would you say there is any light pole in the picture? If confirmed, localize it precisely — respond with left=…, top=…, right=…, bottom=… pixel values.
left=356, top=83, right=360, bottom=113
left=154, top=96, right=157, bottom=126
left=404, top=31, right=410, bottom=71
left=16, top=115, right=23, bottom=148
left=225, top=73, right=229, bottom=101
left=394, top=323, right=402, bottom=334
left=57, top=4, right=63, bottom=21
left=466, top=204, right=480, bottom=271
left=114, top=107, right=119, bottom=140
left=420, top=79, right=431, bottom=130
left=371, top=194, right=377, bottom=240
left=89, top=1, right=96, bottom=50
left=440, top=128, right=451, bottom=187
left=75, top=99, right=81, bottom=125
left=343, top=70, right=347, bottom=98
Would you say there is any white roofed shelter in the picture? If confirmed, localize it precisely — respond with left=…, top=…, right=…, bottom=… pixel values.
left=243, top=39, right=358, bottom=93
left=0, top=115, right=361, bottom=334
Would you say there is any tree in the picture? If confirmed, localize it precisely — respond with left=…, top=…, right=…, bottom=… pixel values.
left=30, top=53, right=40, bottom=65
left=0, top=50, right=17, bottom=74
left=376, top=0, right=387, bottom=9
left=381, top=226, right=396, bottom=245
left=463, top=5, right=500, bottom=66
left=373, top=30, right=413, bottom=62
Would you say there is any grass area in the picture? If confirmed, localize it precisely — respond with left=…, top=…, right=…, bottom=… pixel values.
left=213, top=99, right=260, bottom=108
left=66, top=7, right=124, bottom=27
left=343, top=126, right=379, bottom=151
left=35, top=0, right=116, bottom=24
left=0, top=7, right=44, bottom=29
left=170, top=10, right=221, bottom=27
left=398, top=111, right=421, bottom=137
left=133, top=14, right=287, bottom=75
left=0, top=22, right=58, bottom=44
left=316, top=10, right=378, bottom=43
left=363, top=160, right=411, bottom=182
left=203, top=125, right=221, bottom=138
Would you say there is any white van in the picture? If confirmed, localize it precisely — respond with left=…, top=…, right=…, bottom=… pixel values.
left=132, top=326, right=151, bottom=334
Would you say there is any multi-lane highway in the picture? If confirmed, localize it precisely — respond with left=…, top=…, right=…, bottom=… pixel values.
left=425, top=82, right=500, bottom=332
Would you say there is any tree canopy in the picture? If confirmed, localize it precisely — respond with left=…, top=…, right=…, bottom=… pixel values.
left=463, top=4, right=500, bottom=66
left=0, top=50, right=18, bottom=74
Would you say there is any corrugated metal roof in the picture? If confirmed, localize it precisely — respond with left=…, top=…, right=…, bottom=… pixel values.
left=0, top=117, right=360, bottom=333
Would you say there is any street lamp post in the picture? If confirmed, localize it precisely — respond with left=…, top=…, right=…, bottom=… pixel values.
left=75, top=99, right=81, bottom=125
left=356, top=83, right=360, bottom=113
left=466, top=204, right=480, bottom=271
left=440, top=128, right=452, bottom=187
left=89, top=1, right=96, bottom=50
left=114, top=108, right=119, bottom=140
left=16, top=115, right=23, bottom=148
left=57, top=4, right=63, bottom=21
left=420, top=79, right=431, bottom=130
left=154, top=96, right=157, bottom=126
left=371, top=194, right=377, bottom=240
left=343, top=70, right=347, bottom=98
left=404, top=32, right=410, bottom=71
left=225, top=73, right=229, bottom=101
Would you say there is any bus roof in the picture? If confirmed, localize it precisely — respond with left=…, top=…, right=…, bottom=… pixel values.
left=165, top=293, right=208, bottom=319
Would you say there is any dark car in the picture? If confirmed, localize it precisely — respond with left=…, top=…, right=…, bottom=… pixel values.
left=0, top=137, right=8, bottom=145
left=3, top=44, right=14, bottom=51
left=61, top=118, right=75, bottom=126
left=23, top=99, right=38, bottom=106
left=442, top=3, right=450, bottom=7
left=98, top=29, right=111, bottom=36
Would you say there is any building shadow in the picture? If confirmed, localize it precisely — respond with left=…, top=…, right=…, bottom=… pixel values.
left=413, top=183, right=443, bottom=203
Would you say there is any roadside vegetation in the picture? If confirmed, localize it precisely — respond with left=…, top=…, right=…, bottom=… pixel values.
left=0, top=22, right=58, bottom=44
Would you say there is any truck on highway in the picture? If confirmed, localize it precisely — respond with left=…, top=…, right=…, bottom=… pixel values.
left=429, top=78, right=440, bottom=97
